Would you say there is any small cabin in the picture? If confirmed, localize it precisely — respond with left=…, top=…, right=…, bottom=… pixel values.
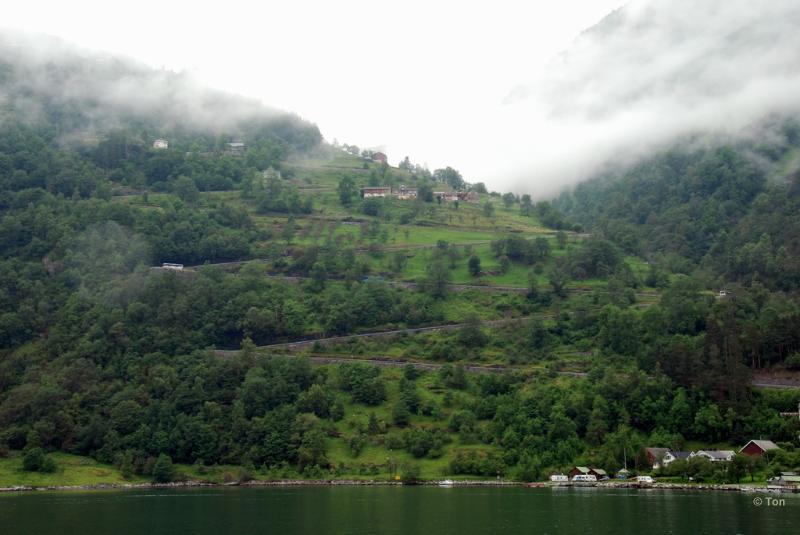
left=153, top=139, right=169, bottom=149
left=372, top=152, right=388, bottom=164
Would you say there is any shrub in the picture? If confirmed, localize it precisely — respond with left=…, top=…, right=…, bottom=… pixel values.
left=392, top=401, right=411, bottom=427
left=22, top=447, right=55, bottom=473
left=152, top=453, right=176, bottom=483
left=785, top=353, right=800, bottom=370
left=400, top=463, right=421, bottom=485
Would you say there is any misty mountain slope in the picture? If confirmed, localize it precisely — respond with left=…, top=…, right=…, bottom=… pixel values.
left=0, top=31, right=324, bottom=200
left=553, top=120, right=800, bottom=290
left=0, top=32, right=321, bottom=150
left=501, top=0, right=800, bottom=194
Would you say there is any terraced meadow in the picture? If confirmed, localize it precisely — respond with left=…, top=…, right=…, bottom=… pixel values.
left=111, top=149, right=665, bottom=380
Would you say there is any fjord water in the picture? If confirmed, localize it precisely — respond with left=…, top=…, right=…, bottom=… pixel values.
left=1, top=486, right=796, bottom=535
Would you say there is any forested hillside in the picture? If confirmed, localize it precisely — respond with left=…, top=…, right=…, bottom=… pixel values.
left=0, top=34, right=799, bottom=487
left=555, top=123, right=800, bottom=288
left=553, top=125, right=800, bottom=372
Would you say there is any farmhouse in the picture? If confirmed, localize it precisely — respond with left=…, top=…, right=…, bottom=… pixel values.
left=691, top=450, right=735, bottom=462
left=645, top=447, right=670, bottom=469
left=739, top=439, right=779, bottom=457
left=153, top=138, right=169, bottom=149
left=361, top=187, right=391, bottom=198
left=372, top=152, right=388, bottom=164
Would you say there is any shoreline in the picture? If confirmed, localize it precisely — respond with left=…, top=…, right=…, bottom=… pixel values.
left=0, top=478, right=789, bottom=495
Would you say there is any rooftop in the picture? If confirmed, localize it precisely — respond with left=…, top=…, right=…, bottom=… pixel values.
left=741, top=439, right=779, bottom=452
left=698, top=450, right=735, bottom=460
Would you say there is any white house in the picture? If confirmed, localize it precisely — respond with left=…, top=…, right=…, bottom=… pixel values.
left=691, top=450, right=735, bottom=462
left=153, top=139, right=169, bottom=149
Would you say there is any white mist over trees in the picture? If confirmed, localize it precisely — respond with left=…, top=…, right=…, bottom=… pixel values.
left=0, top=31, right=321, bottom=149
left=492, top=0, right=800, bottom=196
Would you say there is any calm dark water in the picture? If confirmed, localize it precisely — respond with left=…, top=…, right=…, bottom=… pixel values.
left=0, top=486, right=797, bottom=535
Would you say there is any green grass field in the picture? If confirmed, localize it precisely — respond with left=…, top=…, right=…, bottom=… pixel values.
left=0, top=452, right=146, bottom=487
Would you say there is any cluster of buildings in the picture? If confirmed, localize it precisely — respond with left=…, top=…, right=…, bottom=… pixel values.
left=552, top=467, right=653, bottom=485
left=645, top=440, right=780, bottom=470
left=361, top=185, right=479, bottom=203
left=551, top=440, right=785, bottom=486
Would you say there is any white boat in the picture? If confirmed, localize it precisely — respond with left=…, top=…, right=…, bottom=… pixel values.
left=439, top=479, right=455, bottom=487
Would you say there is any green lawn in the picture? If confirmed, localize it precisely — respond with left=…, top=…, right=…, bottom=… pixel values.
left=0, top=452, right=146, bottom=487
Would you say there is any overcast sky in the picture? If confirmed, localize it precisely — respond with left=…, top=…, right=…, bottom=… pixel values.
left=3, top=1, right=623, bottom=187
left=5, top=1, right=800, bottom=196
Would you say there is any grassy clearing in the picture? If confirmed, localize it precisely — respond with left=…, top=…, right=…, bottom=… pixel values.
left=0, top=452, right=147, bottom=487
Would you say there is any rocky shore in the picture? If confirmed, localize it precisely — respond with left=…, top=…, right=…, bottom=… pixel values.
left=0, top=478, right=786, bottom=494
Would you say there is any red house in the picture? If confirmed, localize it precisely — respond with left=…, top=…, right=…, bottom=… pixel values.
left=739, top=440, right=779, bottom=457
left=372, top=152, right=388, bottom=164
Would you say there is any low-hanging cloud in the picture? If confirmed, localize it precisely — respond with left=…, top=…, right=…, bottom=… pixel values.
left=0, top=30, right=315, bottom=142
left=490, top=0, right=800, bottom=198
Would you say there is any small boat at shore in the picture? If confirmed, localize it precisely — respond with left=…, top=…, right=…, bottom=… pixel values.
left=438, top=479, right=454, bottom=487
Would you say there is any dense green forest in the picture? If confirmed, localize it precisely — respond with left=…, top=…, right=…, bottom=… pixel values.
left=554, top=125, right=800, bottom=292
left=1, top=40, right=799, bottom=486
